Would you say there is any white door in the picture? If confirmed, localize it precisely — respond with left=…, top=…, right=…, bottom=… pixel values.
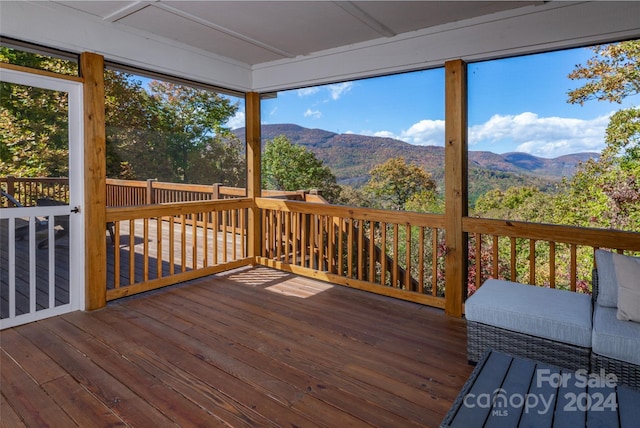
left=0, top=68, right=84, bottom=329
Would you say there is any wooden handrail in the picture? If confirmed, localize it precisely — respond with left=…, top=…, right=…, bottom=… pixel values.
left=256, top=198, right=447, bottom=308
left=463, top=217, right=640, bottom=251
left=463, top=217, right=640, bottom=292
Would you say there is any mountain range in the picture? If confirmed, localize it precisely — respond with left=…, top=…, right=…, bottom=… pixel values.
left=233, top=124, right=598, bottom=199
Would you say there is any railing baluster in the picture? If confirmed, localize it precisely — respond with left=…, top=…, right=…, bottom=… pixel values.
left=492, top=235, right=499, bottom=278
left=284, top=210, right=291, bottom=263
left=301, top=214, right=308, bottom=268
left=475, top=233, right=482, bottom=291
left=143, top=217, right=149, bottom=282
left=129, top=219, right=135, bottom=284
left=404, top=224, right=411, bottom=291
left=169, top=216, right=175, bottom=275
left=392, top=223, right=399, bottom=288
left=181, top=214, right=187, bottom=272
left=369, top=221, right=376, bottom=283
left=380, top=222, right=387, bottom=286
left=549, top=241, right=556, bottom=288
left=418, top=226, right=425, bottom=294
left=232, top=208, right=237, bottom=261
left=157, top=216, right=163, bottom=277
left=529, top=239, right=536, bottom=285
left=114, top=221, right=120, bottom=289
left=347, top=218, right=354, bottom=278
left=510, top=237, right=517, bottom=282
left=337, top=217, right=344, bottom=275
left=570, top=244, right=577, bottom=291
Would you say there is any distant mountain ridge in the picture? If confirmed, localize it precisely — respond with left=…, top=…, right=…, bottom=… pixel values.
left=233, top=124, right=598, bottom=189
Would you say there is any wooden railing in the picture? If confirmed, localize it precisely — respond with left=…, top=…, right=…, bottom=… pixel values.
left=1, top=177, right=308, bottom=208
left=5, top=176, right=640, bottom=310
left=105, top=178, right=306, bottom=206
left=0, top=176, right=69, bottom=207
left=105, top=198, right=253, bottom=300
left=254, top=199, right=640, bottom=308
left=464, top=218, right=640, bottom=295
left=256, top=198, right=447, bottom=308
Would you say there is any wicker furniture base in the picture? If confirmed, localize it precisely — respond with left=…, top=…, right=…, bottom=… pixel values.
left=591, top=352, right=640, bottom=390
left=467, top=321, right=590, bottom=372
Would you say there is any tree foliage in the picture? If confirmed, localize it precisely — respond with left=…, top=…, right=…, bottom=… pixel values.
left=363, top=157, right=436, bottom=211
left=568, top=41, right=640, bottom=105
left=1, top=47, right=245, bottom=185
left=1, top=48, right=75, bottom=177
left=262, top=135, right=341, bottom=202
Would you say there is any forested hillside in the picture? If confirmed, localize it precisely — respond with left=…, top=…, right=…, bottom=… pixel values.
left=234, top=123, right=596, bottom=204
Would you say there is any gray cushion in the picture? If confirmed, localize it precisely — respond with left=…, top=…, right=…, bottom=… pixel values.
left=614, top=253, right=640, bottom=322
left=595, top=250, right=640, bottom=309
left=593, top=303, right=640, bottom=366
left=466, top=279, right=592, bottom=348
left=595, top=249, right=619, bottom=307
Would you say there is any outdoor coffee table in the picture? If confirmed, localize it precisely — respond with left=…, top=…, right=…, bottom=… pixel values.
left=441, top=350, right=640, bottom=427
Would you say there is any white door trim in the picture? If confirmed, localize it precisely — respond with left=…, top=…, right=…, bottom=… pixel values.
left=0, top=68, right=85, bottom=329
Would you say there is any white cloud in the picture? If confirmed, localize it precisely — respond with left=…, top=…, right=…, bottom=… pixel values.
left=361, top=120, right=445, bottom=146
left=304, top=108, right=322, bottom=119
left=225, top=111, right=245, bottom=129
left=327, top=82, right=354, bottom=100
left=400, top=120, right=445, bottom=146
left=469, top=112, right=610, bottom=157
left=297, top=87, right=320, bottom=97
left=360, top=112, right=610, bottom=157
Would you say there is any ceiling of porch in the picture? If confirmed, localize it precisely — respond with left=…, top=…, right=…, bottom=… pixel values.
left=54, top=1, right=541, bottom=66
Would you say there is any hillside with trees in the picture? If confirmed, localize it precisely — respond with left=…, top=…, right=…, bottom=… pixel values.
left=234, top=123, right=593, bottom=205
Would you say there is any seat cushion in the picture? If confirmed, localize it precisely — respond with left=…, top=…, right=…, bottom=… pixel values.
left=595, top=250, right=640, bottom=308
left=466, top=279, right=592, bottom=348
left=592, top=303, right=640, bottom=366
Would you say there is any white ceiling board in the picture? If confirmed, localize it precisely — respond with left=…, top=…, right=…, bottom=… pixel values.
left=4, top=1, right=640, bottom=94
left=55, top=1, right=136, bottom=19
left=48, top=0, right=542, bottom=66
left=1, top=1, right=254, bottom=91
left=118, top=5, right=284, bottom=64
left=353, top=1, right=539, bottom=34
left=162, top=1, right=382, bottom=57
left=252, top=1, right=640, bottom=92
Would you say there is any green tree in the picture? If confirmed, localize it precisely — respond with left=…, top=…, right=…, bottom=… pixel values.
left=363, top=157, right=436, bottom=210
left=1, top=47, right=244, bottom=185
left=566, top=40, right=640, bottom=232
left=1, top=48, right=75, bottom=177
left=144, top=81, right=242, bottom=184
left=262, top=135, right=341, bottom=202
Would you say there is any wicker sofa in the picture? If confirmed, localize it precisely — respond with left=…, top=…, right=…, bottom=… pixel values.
left=465, top=250, right=640, bottom=390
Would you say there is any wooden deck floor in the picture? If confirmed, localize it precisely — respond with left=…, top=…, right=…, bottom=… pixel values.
left=1, top=266, right=471, bottom=427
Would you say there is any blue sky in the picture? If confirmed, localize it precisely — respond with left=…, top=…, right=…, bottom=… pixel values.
left=228, top=45, right=639, bottom=159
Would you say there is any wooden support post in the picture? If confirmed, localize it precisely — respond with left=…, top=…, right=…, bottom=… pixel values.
left=246, top=92, right=262, bottom=260
left=80, top=52, right=107, bottom=310
left=6, top=176, right=16, bottom=207
left=444, top=59, right=468, bottom=318
left=146, top=179, right=156, bottom=205
left=212, top=183, right=222, bottom=200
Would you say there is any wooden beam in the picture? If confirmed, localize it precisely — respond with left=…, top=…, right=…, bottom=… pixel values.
left=80, top=52, right=107, bottom=310
left=246, top=92, right=262, bottom=259
left=444, top=59, right=468, bottom=317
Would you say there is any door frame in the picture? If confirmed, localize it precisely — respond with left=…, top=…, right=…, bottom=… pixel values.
left=0, top=67, right=85, bottom=328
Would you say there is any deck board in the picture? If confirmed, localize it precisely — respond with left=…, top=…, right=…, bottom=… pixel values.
left=1, top=266, right=471, bottom=427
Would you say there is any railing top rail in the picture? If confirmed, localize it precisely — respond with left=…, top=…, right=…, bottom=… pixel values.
left=464, top=217, right=640, bottom=251
left=256, top=197, right=446, bottom=227
left=1, top=176, right=69, bottom=183
left=106, top=198, right=253, bottom=222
